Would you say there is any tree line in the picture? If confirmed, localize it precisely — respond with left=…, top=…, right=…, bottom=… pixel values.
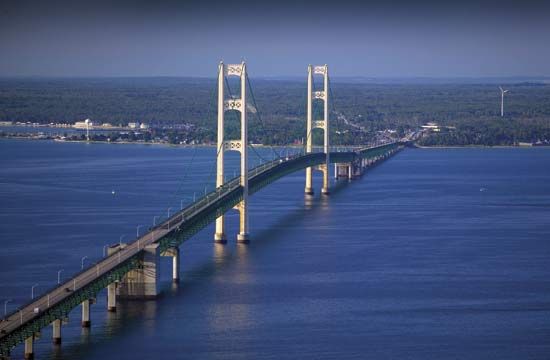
left=1, top=78, right=549, bottom=145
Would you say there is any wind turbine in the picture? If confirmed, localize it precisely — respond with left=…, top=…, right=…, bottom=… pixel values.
left=499, top=86, right=509, bottom=117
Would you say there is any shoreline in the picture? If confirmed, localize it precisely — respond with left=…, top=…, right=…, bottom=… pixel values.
left=412, top=144, right=548, bottom=149
left=2, top=136, right=548, bottom=149
left=0, top=136, right=306, bottom=148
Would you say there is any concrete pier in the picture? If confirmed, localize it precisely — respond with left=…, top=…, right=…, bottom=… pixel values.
left=237, top=203, right=250, bottom=243
left=172, top=251, right=180, bottom=283
left=24, top=336, right=33, bottom=360
left=161, top=247, right=180, bottom=283
left=237, top=233, right=250, bottom=243
left=81, top=299, right=91, bottom=327
left=106, top=244, right=125, bottom=311
left=321, top=164, right=330, bottom=195
left=321, top=167, right=330, bottom=195
left=107, top=284, right=117, bottom=312
left=335, top=164, right=349, bottom=179
left=52, top=319, right=61, bottom=344
left=118, top=243, right=160, bottom=299
left=214, top=232, right=227, bottom=244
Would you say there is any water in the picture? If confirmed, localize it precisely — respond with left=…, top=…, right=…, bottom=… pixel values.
left=1, top=139, right=550, bottom=359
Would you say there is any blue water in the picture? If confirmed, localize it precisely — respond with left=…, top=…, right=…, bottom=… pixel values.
left=1, top=139, right=550, bottom=359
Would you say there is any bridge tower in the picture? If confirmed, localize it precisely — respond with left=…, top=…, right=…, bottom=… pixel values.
left=215, top=62, right=250, bottom=243
left=305, top=64, right=330, bottom=195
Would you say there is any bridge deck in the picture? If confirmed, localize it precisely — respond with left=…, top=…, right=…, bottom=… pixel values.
left=0, top=143, right=399, bottom=353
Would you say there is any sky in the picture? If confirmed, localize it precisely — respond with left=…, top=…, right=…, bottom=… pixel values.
left=1, top=0, right=549, bottom=78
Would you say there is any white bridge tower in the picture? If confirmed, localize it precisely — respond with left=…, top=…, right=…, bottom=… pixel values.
left=215, top=62, right=250, bottom=243
left=305, top=64, right=330, bottom=196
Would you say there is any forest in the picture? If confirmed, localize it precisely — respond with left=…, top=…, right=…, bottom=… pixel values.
left=1, top=77, right=549, bottom=145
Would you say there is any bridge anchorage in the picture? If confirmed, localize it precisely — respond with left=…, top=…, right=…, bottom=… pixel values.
left=0, top=61, right=404, bottom=360
left=305, top=64, right=330, bottom=196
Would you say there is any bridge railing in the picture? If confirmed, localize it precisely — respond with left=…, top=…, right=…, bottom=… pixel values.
left=0, top=238, right=135, bottom=323
left=152, top=155, right=291, bottom=234
left=0, top=238, right=139, bottom=331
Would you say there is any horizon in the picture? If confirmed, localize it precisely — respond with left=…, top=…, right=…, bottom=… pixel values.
left=1, top=75, right=549, bottom=86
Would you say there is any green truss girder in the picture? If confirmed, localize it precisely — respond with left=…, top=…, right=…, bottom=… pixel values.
left=0, top=258, right=139, bottom=355
left=158, top=144, right=401, bottom=251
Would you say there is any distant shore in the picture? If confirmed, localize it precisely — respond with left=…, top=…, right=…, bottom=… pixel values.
left=412, top=144, right=549, bottom=149
left=2, top=135, right=548, bottom=149
left=0, top=135, right=304, bottom=148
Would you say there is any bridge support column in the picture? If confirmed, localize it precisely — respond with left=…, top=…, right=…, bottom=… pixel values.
left=305, top=64, right=330, bottom=196
left=321, top=64, right=330, bottom=196
left=305, top=168, right=314, bottom=195
left=335, top=164, right=350, bottom=179
left=237, top=203, right=249, bottom=243
left=172, top=250, right=180, bottom=282
left=106, top=244, right=125, bottom=312
left=52, top=319, right=61, bottom=344
left=321, top=166, right=330, bottom=195
left=348, top=165, right=353, bottom=180
left=161, top=247, right=180, bottom=283
left=215, top=62, right=227, bottom=244
left=24, top=336, right=33, bottom=360
left=237, top=63, right=250, bottom=243
left=107, top=283, right=117, bottom=312
left=215, top=62, right=249, bottom=243
left=305, top=65, right=314, bottom=196
left=118, top=243, right=161, bottom=299
left=81, top=299, right=91, bottom=327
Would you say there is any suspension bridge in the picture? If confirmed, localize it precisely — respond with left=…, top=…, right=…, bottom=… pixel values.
left=0, top=63, right=403, bottom=359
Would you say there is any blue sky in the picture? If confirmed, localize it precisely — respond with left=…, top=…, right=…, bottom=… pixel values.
left=1, top=0, right=549, bottom=77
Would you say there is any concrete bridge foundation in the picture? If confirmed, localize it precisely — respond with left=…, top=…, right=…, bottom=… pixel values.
left=52, top=319, right=61, bottom=344
left=161, top=247, right=180, bottom=283
left=107, top=283, right=117, bottom=312
left=321, top=166, right=330, bottom=195
left=106, top=244, right=126, bottom=311
left=335, top=163, right=351, bottom=179
left=24, top=336, right=33, bottom=359
left=81, top=299, right=91, bottom=327
left=118, top=243, right=160, bottom=299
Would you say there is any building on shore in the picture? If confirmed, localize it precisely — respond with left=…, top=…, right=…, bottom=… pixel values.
left=74, top=119, right=93, bottom=129
left=421, top=122, right=456, bottom=133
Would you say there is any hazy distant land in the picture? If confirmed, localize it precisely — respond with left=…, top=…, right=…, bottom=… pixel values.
left=1, top=77, right=549, bottom=146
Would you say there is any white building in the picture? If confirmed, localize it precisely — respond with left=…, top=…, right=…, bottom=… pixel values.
left=74, top=119, right=93, bottom=129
